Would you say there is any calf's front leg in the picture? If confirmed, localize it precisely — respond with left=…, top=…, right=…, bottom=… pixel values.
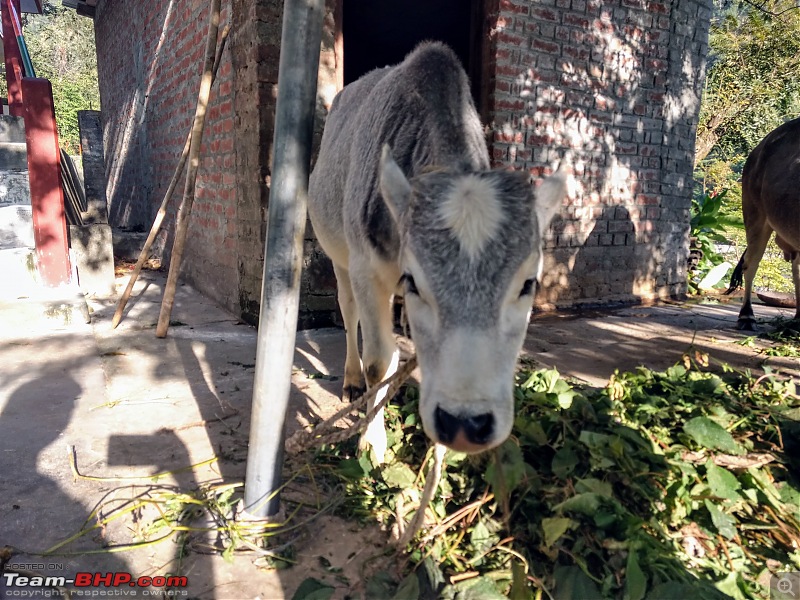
left=350, top=260, right=399, bottom=464
left=333, top=265, right=366, bottom=400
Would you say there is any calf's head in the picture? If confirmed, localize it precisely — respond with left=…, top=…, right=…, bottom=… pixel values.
left=380, top=146, right=568, bottom=453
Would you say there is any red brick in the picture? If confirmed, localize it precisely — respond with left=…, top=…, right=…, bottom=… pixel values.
left=532, top=7, right=559, bottom=21
left=563, top=13, right=590, bottom=27
left=532, top=39, right=560, bottom=54
left=500, top=0, right=531, bottom=14
left=498, top=31, right=527, bottom=46
left=527, top=134, right=556, bottom=146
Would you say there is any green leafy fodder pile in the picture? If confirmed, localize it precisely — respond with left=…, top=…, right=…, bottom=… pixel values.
left=314, top=362, right=800, bottom=599
left=737, top=319, right=800, bottom=359
left=760, top=322, right=800, bottom=359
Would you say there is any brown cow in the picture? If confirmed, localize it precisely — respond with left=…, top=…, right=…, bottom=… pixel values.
left=726, top=116, right=800, bottom=330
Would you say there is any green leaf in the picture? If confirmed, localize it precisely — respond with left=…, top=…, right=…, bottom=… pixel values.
left=575, top=477, right=613, bottom=497
left=648, top=582, right=729, bottom=600
left=665, top=365, right=686, bottom=379
left=359, top=451, right=374, bottom=475
left=704, top=499, right=737, bottom=539
left=578, top=430, right=614, bottom=450
left=625, top=548, right=647, bottom=600
left=714, top=571, right=749, bottom=600
left=291, top=578, right=335, bottom=600
left=557, top=389, right=577, bottom=409
left=746, top=466, right=785, bottom=508
left=557, top=493, right=603, bottom=516
left=706, top=462, right=741, bottom=502
left=779, top=482, right=800, bottom=520
left=365, top=571, right=397, bottom=599
left=452, top=576, right=507, bottom=600
left=542, top=517, right=574, bottom=548
left=552, top=446, right=579, bottom=478
left=445, top=451, right=468, bottom=466
left=517, top=419, right=548, bottom=446
left=381, top=462, right=417, bottom=488
left=337, top=458, right=366, bottom=480
left=391, top=572, right=420, bottom=600
left=469, top=520, right=495, bottom=554
left=419, top=557, right=446, bottom=597
left=485, top=440, right=527, bottom=495
left=553, top=565, right=602, bottom=600
left=221, top=541, right=235, bottom=563
left=593, top=509, right=618, bottom=529
left=509, top=559, right=532, bottom=600
left=684, top=416, right=744, bottom=454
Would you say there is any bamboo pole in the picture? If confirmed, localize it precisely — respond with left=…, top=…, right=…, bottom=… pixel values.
left=155, top=0, right=222, bottom=338
left=8, top=0, right=35, bottom=77
left=243, top=0, right=325, bottom=518
left=111, top=25, right=229, bottom=329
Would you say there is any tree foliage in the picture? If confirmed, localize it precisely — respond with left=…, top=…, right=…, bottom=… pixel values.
left=695, top=0, right=800, bottom=166
left=15, top=0, right=100, bottom=153
left=694, top=0, right=799, bottom=294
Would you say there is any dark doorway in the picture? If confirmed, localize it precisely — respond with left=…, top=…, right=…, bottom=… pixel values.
left=341, top=0, right=483, bottom=105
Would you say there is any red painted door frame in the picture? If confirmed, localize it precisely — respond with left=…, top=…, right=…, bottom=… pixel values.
left=1, top=0, right=24, bottom=116
left=22, top=77, right=72, bottom=287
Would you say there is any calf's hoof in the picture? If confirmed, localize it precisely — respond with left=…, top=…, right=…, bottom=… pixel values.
left=343, top=380, right=366, bottom=402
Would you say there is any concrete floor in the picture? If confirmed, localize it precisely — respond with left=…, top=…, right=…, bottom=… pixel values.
left=0, top=270, right=797, bottom=599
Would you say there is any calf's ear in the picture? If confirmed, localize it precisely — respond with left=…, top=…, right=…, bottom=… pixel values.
left=534, top=160, right=571, bottom=237
left=380, top=145, right=412, bottom=222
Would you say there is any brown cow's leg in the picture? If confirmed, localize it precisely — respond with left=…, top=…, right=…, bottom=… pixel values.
left=737, top=221, right=772, bottom=330
left=792, top=254, right=800, bottom=323
left=773, top=236, right=800, bottom=326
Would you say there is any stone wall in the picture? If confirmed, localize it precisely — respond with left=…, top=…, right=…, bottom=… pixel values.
left=487, top=0, right=711, bottom=307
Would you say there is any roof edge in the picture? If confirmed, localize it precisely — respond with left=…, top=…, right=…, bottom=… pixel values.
left=61, top=0, right=94, bottom=18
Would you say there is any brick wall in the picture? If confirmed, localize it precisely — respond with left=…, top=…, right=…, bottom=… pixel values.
left=94, top=1, right=144, bottom=228
left=93, top=0, right=711, bottom=326
left=94, top=0, right=339, bottom=327
left=230, top=0, right=340, bottom=327
left=487, top=0, right=711, bottom=307
left=230, top=0, right=279, bottom=324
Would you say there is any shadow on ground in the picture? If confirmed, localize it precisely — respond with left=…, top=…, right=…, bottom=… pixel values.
left=1, top=270, right=797, bottom=598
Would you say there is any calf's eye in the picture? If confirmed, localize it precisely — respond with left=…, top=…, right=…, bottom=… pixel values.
left=400, top=273, right=419, bottom=295
left=519, top=278, right=536, bottom=298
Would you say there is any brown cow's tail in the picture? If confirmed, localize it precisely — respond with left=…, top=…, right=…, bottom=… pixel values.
left=725, top=249, right=746, bottom=295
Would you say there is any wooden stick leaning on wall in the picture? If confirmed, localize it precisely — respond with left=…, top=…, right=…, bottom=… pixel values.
left=155, top=0, right=220, bottom=337
left=111, top=23, right=230, bottom=329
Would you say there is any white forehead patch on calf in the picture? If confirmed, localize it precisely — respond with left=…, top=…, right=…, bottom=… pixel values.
left=437, top=175, right=504, bottom=260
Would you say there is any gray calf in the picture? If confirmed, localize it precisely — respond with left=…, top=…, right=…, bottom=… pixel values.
left=308, top=42, right=568, bottom=460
